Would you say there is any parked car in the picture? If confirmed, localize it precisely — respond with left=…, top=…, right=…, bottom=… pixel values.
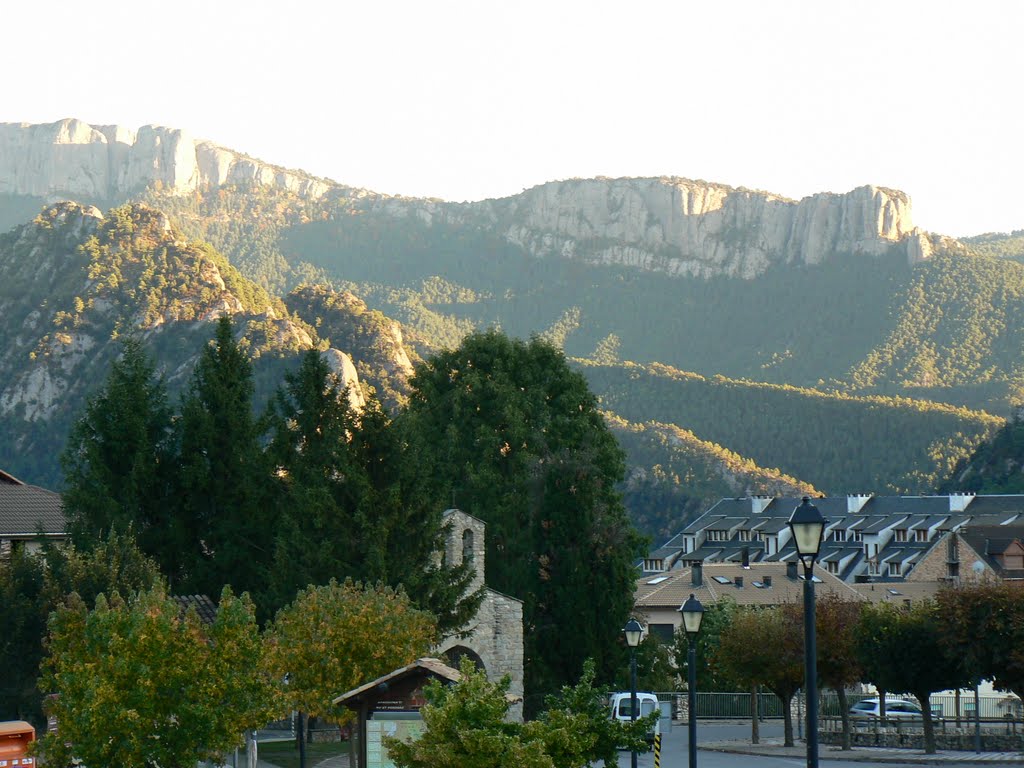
left=849, top=697, right=924, bottom=720
left=609, top=691, right=661, bottom=742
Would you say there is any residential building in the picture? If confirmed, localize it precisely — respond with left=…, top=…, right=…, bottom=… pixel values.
left=0, top=469, right=66, bottom=557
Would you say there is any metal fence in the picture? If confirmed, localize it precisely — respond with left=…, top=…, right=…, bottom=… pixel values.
left=648, top=690, right=1023, bottom=725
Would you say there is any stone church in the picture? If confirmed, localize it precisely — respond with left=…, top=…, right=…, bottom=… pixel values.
left=433, top=509, right=525, bottom=720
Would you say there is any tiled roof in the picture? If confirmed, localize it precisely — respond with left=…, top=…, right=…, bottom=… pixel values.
left=0, top=469, right=24, bottom=485
left=0, top=484, right=65, bottom=535
left=173, top=595, right=218, bottom=625
left=333, top=657, right=463, bottom=707
left=861, top=496, right=952, bottom=516
left=636, top=562, right=865, bottom=609
left=964, top=496, right=1024, bottom=516
left=850, top=580, right=945, bottom=604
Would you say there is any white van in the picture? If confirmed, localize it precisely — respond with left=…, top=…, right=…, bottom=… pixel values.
left=609, top=692, right=661, bottom=742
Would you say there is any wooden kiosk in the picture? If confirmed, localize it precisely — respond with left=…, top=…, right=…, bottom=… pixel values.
left=332, top=658, right=461, bottom=768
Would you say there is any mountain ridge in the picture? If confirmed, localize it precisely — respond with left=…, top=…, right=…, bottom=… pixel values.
left=2, top=118, right=947, bottom=280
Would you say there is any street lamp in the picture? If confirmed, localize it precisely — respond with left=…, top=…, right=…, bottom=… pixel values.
left=623, top=618, right=644, bottom=768
left=788, top=496, right=826, bottom=768
left=679, top=593, right=704, bottom=768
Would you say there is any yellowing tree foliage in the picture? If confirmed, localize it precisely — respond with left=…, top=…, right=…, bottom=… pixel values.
left=264, top=579, right=437, bottom=727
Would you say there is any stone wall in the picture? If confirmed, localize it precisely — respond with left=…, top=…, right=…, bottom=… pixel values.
left=434, top=509, right=525, bottom=721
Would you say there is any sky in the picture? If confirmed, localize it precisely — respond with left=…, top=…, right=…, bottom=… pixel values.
left=3, top=0, right=1022, bottom=237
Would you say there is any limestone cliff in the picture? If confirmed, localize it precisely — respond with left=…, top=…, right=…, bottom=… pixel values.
left=2, top=119, right=941, bottom=280
left=380, top=177, right=935, bottom=278
left=0, top=118, right=334, bottom=201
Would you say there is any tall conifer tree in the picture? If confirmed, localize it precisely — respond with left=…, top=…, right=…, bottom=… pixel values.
left=61, top=337, right=173, bottom=559
left=399, top=330, right=645, bottom=712
left=175, top=316, right=272, bottom=602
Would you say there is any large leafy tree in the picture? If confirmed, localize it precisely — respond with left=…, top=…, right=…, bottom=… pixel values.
left=855, top=600, right=969, bottom=754
left=38, top=585, right=277, bottom=768
left=61, top=337, right=174, bottom=558
left=814, top=594, right=864, bottom=750
left=175, top=316, right=274, bottom=602
left=264, top=579, right=437, bottom=731
left=265, top=350, right=480, bottom=631
left=0, top=533, right=163, bottom=726
left=714, top=606, right=804, bottom=746
left=399, top=330, right=645, bottom=711
left=935, top=582, right=1024, bottom=702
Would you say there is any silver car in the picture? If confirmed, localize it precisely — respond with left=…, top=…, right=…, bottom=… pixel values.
left=849, top=697, right=924, bottom=720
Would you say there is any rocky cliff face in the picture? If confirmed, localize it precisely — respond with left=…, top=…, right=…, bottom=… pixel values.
left=0, top=118, right=334, bottom=201
left=381, top=177, right=934, bottom=278
left=2, top=120, right=940, bottom=280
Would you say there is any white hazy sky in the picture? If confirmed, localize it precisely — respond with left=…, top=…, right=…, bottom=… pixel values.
left=3, top=0, right=1022, bottom=237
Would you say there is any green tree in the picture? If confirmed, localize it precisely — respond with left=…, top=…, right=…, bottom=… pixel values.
left=175, top=316, right=273, bottom=603
left=814, top=595, right=864, bottom=750
left=385, top=659, right=654, bottom=768
left=935, top=582, right=1024, bottom=702
left=384, top=660, right=554, bottom=768
left=0, top=532, right=163, bottom=727
left=714, top=606, right=803, bottom=746
left=0, top=549, right=48, bottom=724
left=61, top=337, right=173, bottom=559
left=265, top=350, right=480, bottom=631
left=672, top=596, right=740, bottom=692
left=399, top=330, right=645, bottom=711
left=856, top=600, right=969, bottom=754
left=264, top=579, right=437, bottom=732
left=38, top=585, right=277, bottom=768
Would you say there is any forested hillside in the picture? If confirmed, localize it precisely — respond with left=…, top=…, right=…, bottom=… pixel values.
left=583, top=360, right=1003, bottom=495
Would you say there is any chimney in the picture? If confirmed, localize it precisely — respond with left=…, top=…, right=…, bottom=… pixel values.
left=691, top=562, right=703, bottom=587
left=742, top=546, right=750, bottom=568
left=763, top=575, right=772, bottom=587
left=786, top=561, right=798, bottom=580
left=735, top=576, right=744, bottom=588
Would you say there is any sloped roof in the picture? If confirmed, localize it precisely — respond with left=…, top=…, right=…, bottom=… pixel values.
left=0, top=484, right=65, bottom=536
left=332, top=657, right=463, bottom=707
left=635, top=562, right=865, bottom=609
left=0, top=469, right=24, bottom=485
left=173, top=594, right=218, bottom=625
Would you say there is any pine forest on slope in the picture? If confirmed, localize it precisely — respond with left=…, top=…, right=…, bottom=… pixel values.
left=2, top=122, right=1024, bottom=536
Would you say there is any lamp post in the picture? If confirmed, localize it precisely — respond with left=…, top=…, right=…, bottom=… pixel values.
left=623, top=618, right=643, bottom=768
left=679, top=593, right=705, bottom=768
left=788, top=496, right=826, bottom=768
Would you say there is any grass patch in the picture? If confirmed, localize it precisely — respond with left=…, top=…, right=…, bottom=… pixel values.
left=256, top=739, right=350, bottom=768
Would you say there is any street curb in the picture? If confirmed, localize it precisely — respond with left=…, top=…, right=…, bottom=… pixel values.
left=701, top=742, right=1024, bottom=764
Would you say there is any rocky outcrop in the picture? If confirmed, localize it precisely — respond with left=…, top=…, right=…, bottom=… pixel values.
left=2, top=120, right=940, bottom=280
left=389, top=177, right=933, bottom=278
left=0, top=119, right=333, bottom=201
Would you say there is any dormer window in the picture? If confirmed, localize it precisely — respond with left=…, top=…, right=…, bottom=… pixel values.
left=915, top=530, right=928, bottom=542
left=738, top=530, right=751, bottom=542
left=888, top=562, right=902, bottom=577
left=706, top=530, right=728, bottom=542
left=852, top=530, right=863, bottom=542
left=894, top=529, right=907, bottom=542
left=832, top=529, right=846, bottom=542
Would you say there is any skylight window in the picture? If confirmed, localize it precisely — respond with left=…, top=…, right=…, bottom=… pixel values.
left=646, top=576, right=669, bottom=585
left=712, top=575, right=732, bottom=584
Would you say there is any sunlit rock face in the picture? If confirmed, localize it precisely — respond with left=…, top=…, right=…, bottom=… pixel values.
left=0, top=118, right=331, bottom=200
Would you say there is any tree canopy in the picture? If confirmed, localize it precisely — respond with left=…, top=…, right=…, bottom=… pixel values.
left=399, top=330, right=645, bottom=711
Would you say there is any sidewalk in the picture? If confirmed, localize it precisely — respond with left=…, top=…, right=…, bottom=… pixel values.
left=702, top=736, right=1023, bottom=763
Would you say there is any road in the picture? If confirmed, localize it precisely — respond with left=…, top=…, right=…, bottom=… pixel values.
left=607, top=721, right=1015, bottom=768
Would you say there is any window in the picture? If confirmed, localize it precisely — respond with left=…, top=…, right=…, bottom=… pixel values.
left=738, top=530, right=751, bottom=542
left=894, top=529, right=907, bottom=542
left=888, top=562, right=901, bottom=577
left=915, top=529, right=928, bottom=542
left=826, top=561, right=839, bottom=574
left=706, top=530, right=728, bottom=542
left=832, top=529, right=847, bottom=542
left=648, top=623, right=674, bottom=643
left=868, top=561, right=881, bottom=576
left=852, top=530, right=863, bottom=542
left=462, top=528, right=474, bottom=565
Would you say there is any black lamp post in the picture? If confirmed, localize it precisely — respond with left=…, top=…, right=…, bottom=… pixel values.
left=679, top=593, right=705, bottom=768
left=623, top=618, right=644, bottom=768
left=788, top=496, right=826, bottom=768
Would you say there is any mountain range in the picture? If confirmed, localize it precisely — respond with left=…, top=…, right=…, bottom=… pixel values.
left=2, top=118, right=1023, bottom=539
